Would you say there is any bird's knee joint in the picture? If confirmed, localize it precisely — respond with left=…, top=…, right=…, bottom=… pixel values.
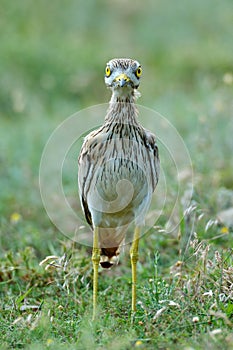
left=92, top=248, right=100, bottom=264
left=130, top=251, right=139, bottom=263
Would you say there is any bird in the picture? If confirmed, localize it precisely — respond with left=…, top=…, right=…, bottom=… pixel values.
left=78, top=58, right=159, bottom=319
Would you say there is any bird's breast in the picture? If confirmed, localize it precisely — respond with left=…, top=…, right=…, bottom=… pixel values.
left=86, top=128, right=152, bottom=218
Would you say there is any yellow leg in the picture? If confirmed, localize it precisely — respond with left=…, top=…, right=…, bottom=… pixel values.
left=130, top=226, right=140, bottom=313
left=92, top=226, right=100, bottom=320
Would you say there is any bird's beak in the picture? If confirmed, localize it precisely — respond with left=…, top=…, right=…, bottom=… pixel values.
left=114, top=73, right=131, bottom=87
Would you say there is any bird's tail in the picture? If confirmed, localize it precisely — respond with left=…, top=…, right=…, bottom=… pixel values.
left=100, top=247, right=120, bottom=268
left=98, top=226, right=128, bottom=268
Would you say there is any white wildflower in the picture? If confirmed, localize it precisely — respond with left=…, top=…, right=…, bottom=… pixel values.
left=192, top=316, right=199, bottom=323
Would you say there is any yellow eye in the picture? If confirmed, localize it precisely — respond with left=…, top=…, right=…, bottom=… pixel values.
left=105, top=66, right=111, bottom=77
left=136, top=67, right=142, bottom=78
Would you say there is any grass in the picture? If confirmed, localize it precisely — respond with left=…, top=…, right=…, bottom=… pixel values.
left=0, top=0, right=233, bottom=349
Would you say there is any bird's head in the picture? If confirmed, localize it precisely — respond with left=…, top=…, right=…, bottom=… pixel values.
left=104, top=58, right=142, bottom=93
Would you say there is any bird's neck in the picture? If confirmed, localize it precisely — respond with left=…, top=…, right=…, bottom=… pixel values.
left=105, top=88, right=140, bottom=124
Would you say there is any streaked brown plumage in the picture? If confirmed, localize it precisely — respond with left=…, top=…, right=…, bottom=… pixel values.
left=78, top=58, right=159, bottom=318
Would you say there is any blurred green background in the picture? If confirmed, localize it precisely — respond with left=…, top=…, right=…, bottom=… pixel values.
left=0, top=0, right=232, bottom=253
left=0, top=1, right=233, bottom=348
